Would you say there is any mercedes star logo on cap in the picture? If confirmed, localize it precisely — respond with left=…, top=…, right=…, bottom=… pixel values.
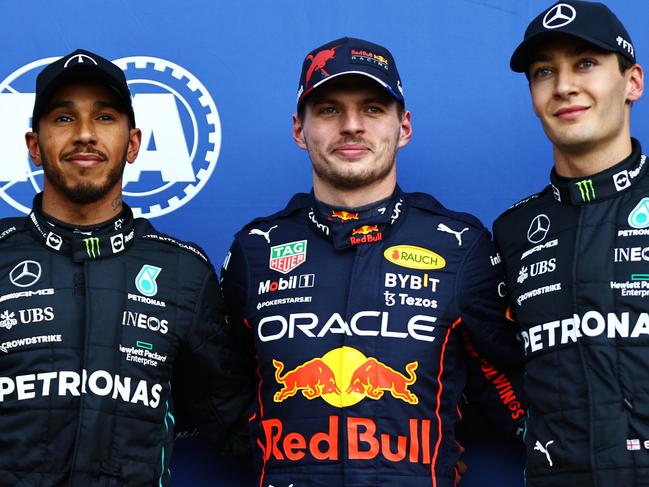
left=543, top=3, right=577, bottom=29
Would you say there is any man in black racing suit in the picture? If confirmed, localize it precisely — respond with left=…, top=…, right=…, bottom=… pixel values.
left=494, top=2, right=648, bottom=486
left=0, top=49, right=251, bottom=486
left=221, top=37, right=525, bottom=487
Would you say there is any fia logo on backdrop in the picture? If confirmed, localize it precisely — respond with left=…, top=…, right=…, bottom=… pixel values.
left=0, top=55, right=221, bottom=218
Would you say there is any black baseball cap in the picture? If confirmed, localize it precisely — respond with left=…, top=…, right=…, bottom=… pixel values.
left=510, top=1, right=636, bottom=73
left=32, top=49, right=135, bottom=129
left=296, top=37, right=404, bottom=111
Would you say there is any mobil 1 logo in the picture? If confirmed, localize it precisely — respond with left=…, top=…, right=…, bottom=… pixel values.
left=0, top=55, right=221, bottom=218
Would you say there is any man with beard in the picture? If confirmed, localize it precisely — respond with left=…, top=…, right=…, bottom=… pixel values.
left=494, top=1, right=647, bottom=485
left=220, top=37, right=524, bottom=487
left=0, top=49, right=251, bottom=485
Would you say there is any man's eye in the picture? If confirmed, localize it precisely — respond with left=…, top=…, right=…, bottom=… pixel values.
left=319, top=107, right=337, bottom=114
left=578, top=59, right=595, bottom=69
left=366, top=106, right=384, bottom=113
left=532, top=67, right=553, bottom=79
left=54, top=115, right=73, bottom=123
left=97, top=114, right=115, bottom=121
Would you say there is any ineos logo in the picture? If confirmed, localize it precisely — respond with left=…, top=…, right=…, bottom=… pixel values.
left=527, top=214, right=551, bottom=244
left=543, top=3, right=577, bottom=29
left=9, top=260, right=42, bottom=288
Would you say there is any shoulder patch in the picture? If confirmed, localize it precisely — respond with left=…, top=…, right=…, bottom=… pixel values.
left=241, top=193, right=310, bottom=232
left=405, top=192, right=485, bottom=230
left=494, top=185, right=552, bottom=223
left=0, top=217, right=26, bottom=242
left=140, top=233, right=209, bottom=263
left=134, top=217, right=210, bottom=263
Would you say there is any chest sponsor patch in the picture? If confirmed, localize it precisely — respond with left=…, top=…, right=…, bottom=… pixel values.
left=269, top=240, right=307, bottom=274
left=384, top=246, right=445, bottom=270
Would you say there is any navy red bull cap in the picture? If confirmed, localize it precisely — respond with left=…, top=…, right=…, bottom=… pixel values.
left=510, top=1, right=636, bottom=73
left=32, top=48, right=136, bottom=129
left=296, top=37, right=404, bottom=110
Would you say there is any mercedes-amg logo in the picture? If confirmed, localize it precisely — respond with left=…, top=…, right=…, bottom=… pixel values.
left=527, top=214, right=551, bottom=243
left=543, top=3, right=577, bottom=29
left=9, top=260, right=42, bottom=288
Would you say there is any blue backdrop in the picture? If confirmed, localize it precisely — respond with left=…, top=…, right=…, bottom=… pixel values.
left=1, top=1, right=647, bottom=485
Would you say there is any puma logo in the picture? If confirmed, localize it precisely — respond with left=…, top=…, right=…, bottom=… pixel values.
left=534, top=440, right=555, bottom=467
left=437, top=223, right=469, bottom=246
left=249, top=225, right=278, bottom=244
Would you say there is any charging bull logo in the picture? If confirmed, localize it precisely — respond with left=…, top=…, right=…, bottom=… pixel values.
left=352, top=225, right=379, bottom=236
left=305, top=46, right=339, bottom=86
left=350, top=225, right=382, bottom=245
left=273, top=358, right=341, bottom=402
left=346, top=358, right=418, bottom=405
left=272, top=347, right=418, bottom=407
left=330, top=210, right=359, bottom=222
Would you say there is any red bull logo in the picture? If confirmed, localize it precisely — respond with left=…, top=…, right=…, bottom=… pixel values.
left=305, top=46, right=339, bottom=86
left=330, top=210, right=359, bottom=222
left=350, top=225, right=382, bottom=246
left=273, top=358, right=341, bottom=402
left=260, top=415, right=432, bottom=464
left=346, top=358, right=418, bottom=405
left=272, top=347, right=418, bottom=407
left=352, top=225, right=379, bottom=236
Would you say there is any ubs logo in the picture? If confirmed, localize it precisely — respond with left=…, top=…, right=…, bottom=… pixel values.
left=0, top=55, right=221, bottom=218
left=9, top=260, right=41, bottom=288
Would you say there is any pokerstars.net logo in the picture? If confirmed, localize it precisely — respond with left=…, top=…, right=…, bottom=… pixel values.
left=0, top=55, right=221, bottom=218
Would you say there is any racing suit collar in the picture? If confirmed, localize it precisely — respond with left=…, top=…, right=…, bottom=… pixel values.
left=28, top=193, right=136, bottom=262
left=307, top=186, right=406, bottom=249
left=550, top=138, right=646, bottom=205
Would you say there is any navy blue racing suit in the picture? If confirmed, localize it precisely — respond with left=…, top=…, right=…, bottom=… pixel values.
left=221, top=186, right=524, bottom=487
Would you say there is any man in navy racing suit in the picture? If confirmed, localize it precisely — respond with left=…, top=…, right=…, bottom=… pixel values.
left=221, top=37, right=524, bottom=487
left=0, top=49, right=252, bottom=486
left=494, top=2, right=647, bottom=485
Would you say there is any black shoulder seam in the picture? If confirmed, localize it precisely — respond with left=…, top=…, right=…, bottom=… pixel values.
left=405, top=192, right=485, bottom=229
left=140, top=233, right=210, bottom=264
left=241, top=193, right=310, bottom=230
left=0, top=218, right=27, bottom=242
left=494, top=185, right=552, bottom=224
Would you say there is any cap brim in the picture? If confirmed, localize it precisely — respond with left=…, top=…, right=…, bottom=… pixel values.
left=298, top=70, right=403, bottom=109
left=510, top=31, right=619, bottom=73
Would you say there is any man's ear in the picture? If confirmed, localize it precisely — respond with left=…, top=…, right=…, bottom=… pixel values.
left=25, top=132, right=43, bottom=167
left=292, top=113, right=307, bottom=149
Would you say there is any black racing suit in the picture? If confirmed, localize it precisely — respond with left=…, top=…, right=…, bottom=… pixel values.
left=221, top=186, right=524, bottom=487
left=0, top=195, right=252, bottom=486
left=493, top=139, right=649, bottom=487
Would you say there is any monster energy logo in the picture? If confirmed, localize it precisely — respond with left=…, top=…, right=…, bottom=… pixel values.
left=83, top=237, right=101, bottom=258
left=576, top=179, right=596, bottom=202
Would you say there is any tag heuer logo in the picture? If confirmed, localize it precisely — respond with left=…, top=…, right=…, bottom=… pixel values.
left=269, top=240, right=307, bottom=274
